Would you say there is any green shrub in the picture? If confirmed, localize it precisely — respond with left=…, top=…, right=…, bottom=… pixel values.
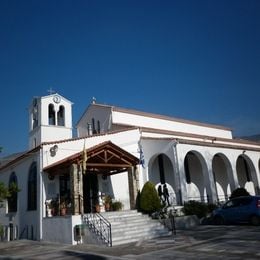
left=183, top=201, right=218, bottom=219
left=207, top=203, right=218, bottom=213
left=140, top=181, right=161, bottom=214
left=183, top=200, right=209, bottom=219
left=0, top=224, right=3, bottom=233
left=0, top=182, right=10, bottom=203
left=230, top=187, right=250, bottom=199
left=0, top=224, right=3, bottom=238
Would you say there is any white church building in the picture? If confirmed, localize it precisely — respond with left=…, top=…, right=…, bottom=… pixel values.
left=0, top=92, right=260, bottom=244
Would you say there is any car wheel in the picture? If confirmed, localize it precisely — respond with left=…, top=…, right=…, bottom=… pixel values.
left=250, top=215, right=260, bottom=226
left=214, top=215, right=224, bottom=225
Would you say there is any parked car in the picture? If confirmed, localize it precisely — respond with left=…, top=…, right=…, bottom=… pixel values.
left=212, top=196, right=260, bottom=225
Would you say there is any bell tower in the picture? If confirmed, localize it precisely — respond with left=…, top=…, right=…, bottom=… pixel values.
left=29, top=92, right=73, bottom=149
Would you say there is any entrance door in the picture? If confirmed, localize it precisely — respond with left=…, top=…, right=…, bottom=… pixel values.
left=83, top=172, right=99, bottom=213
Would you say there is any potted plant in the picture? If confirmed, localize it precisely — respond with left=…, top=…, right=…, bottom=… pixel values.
left=103, top=195, right=112, bottom=211
left=60, top=200, right=67, bottom=216
left=111, top=200, right=123, bottom=211
left=95, top=203, right=100, bottom=213
left=50, top=198, right=59, bottom=216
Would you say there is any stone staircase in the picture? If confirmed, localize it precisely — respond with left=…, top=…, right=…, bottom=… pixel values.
left=100, top=210, right=171, bottom=246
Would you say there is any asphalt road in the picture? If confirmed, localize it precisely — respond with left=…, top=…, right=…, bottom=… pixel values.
left=0, top=225, right=260, bottom=259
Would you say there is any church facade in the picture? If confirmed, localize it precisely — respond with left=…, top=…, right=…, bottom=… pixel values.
left=0, top=93, right=260, bottom=244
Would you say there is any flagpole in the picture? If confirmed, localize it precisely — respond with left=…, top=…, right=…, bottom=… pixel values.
left=82, top=139, right=87, bottom=174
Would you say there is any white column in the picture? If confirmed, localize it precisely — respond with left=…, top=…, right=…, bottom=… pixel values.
left=206, top=162, right=218, bottom=203
left=172, top=141, right=186, bottom=205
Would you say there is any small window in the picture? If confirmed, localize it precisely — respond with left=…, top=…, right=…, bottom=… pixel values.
left=28, top=162, right=37, bottom=211
left=97, top=120, right=101, bottom=134
left=48, top=104, right=55, bottom=125
left=8, top=172, right=18, bottom=213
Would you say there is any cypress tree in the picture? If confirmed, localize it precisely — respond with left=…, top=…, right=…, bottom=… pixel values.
left=140, top=181, right=161, bottom=214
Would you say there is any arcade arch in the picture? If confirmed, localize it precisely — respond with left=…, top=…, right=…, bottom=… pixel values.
left=236, top=155, right=258, bottom=195
left=259, top=159, right=260, bottom=178
left=148, top=153, right=177, bottom=205
left=212, top=153, right=232, bottom=202
left=184, top=151, right=209, bottom=203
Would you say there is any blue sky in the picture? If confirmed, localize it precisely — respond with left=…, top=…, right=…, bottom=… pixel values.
left=0, top=0, right=260, bottom=156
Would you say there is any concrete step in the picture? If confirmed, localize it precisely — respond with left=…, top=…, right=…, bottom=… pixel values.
left=101, top=209, right=139, bottom=216
left=111, top=221, right=163, bottom=231
left=109, top=217, right=157, bottom=226
left=100, top=210, right=143, bottom=219
left=112, top=224, right=168, bottom=235
left=84, top=210, right=171, bottom=246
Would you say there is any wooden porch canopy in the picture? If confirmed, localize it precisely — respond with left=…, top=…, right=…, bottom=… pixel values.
left=44, top=141, right=140, bottom=175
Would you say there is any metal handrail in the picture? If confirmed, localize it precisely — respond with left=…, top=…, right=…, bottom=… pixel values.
left=84, top=213, right=112, bottom=247
left=19, top=225, right=28, bottom=239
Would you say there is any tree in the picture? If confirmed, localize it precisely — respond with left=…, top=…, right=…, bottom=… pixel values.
left=0, top=182, right=9, bottom=238
left=0, top=181, right=20, bottom=206
left=140, top=181, right=161, bottom=214
left=0, top=182, right=10, bottom=205
left=230, top=187, right=250, bottom=199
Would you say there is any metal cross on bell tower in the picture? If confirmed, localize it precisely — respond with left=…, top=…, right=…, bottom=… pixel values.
left=47, top=87, right=56, bottom=95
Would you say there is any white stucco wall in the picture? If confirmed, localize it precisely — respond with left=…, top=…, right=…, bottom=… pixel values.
left=42, top=215, right=82, bottom=245
left=76, top=104, right=112, bottom=137
left=112, top=110, right=232, bottom=139
left=0, top=152, right=41, bottom=240
left=28, top=94, right=73, bottom=149
left=42, top=128, right=141, bottom=169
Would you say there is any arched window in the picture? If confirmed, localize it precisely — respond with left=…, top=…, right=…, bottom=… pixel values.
left=8, top=172, right=18, bottom=213
left=57, top=105, right=65, bottom=126
left=92, top=118, right=96, bottom=134
left=28, top=162, right=37, bottom=210
left=48, top=104, right=55, bottom=125
left=97, top=120, right=101, bottom=134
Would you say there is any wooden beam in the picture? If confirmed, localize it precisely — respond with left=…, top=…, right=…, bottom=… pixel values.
left=86, top=163, right=132, bottom=168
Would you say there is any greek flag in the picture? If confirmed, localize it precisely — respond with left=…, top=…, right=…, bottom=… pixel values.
left=139, top=142, right=145, bottom=168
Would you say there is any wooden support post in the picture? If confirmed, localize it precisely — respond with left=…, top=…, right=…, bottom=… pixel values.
left=70, top=164, right=84, bottom=215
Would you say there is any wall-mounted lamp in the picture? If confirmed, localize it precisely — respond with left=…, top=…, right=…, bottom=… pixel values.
left=212, top=138, right=217, bottom=143
left=50, top=145, right=58, bottom=157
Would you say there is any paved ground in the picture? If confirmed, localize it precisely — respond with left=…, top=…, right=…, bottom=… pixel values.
left=0, top=225, right=260, bottom=259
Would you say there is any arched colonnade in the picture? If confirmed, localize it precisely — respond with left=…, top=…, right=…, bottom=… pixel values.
left=146, top=142, right=260, bottom=205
